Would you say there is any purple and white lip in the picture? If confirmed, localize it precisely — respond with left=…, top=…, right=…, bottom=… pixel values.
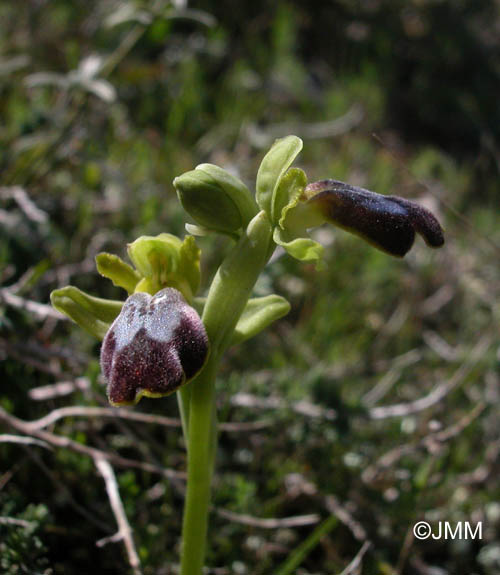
left=100, top=288, right=209, bottom=406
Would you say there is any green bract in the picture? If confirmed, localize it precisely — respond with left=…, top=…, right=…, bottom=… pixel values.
left=173, top=163, right=258, bottom=236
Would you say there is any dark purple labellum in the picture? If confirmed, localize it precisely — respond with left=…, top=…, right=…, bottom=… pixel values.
left=306, top=180, right=444, bottom=257
left=100, top=288, right=209, bottom=406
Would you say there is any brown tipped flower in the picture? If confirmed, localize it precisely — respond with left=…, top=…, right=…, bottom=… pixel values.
left=305, top=180, right=444, bottom=257
left=100, top=288, right=209, bottom=406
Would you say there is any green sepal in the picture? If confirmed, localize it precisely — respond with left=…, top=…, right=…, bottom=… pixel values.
left=179, top=235, right=201, bottom=299
left=273, top=227, right=324, bottom=268
left=174, top=164, right=258, bottom=236
left=50, top=286, right=123, bottom=340
left=256, top=135, right=303, bottom=224
left=231, top=295, right=290, bottom=345
left=95, top=252, right=141, bottom=294
left=275, top=167, right=307, bottom=229
left=127, top=233, right=200, bottom=300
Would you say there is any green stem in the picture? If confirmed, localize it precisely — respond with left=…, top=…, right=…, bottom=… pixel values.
left=179, top=356, right=218, bottom=575
left=177, top=386, right=191, bottom=442
left=180, top=212, right=273, bottom=575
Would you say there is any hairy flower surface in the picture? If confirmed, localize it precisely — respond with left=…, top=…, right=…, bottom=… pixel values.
left=304, top=180, right=444, bottom=257
left=101, top=288, right=209, bottom=405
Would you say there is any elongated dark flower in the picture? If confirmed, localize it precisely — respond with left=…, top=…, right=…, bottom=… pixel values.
left=304, top=180, right=444, bottom=257
left=101, top=288, right=209, bottom=405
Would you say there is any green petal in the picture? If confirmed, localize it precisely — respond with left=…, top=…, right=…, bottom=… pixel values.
left=127, top=233, right=182, bottom=279
left=256, top=135, right=303, bottom=223
left=127, top=234, right=200, bottom=300
left=231, top=295, right=290, bottom=346
left=178, top=235, right=201, bottom=297
left=274, top=167, right=307, bottom=229
left=50, top=286, right=123, bottom=340
left=273, top=227, right=324, bottom=267
left=95, top=252, right=141, bottom=294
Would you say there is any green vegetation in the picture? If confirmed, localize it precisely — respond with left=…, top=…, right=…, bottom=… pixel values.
left=1, top=1, right=499, bottom=574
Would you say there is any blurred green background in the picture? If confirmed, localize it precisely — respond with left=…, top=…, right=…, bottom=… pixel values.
left=1, top=1, right=499, bottom=574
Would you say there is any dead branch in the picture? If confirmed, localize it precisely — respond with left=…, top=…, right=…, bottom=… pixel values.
left=0, top=289, right=64, bottom=320
left=368, top=336, right=490, bottom=419
left=29, top=378, right=91, bottom=401
left=0, top=433, right=52, bottom=450
left=23, top=404, right=273, bottom=434
left=324, top=495, right=368, bottom=542
left=214, top=508, right=320, bottom=529
left=230, top=392, right=336, bottom=421
left=338, top=541, right=372, bottom=575
left=95, top=457, right=142, bottom=575
left=362, top=349, right=422, bottom=407
left=246, top=104, right=364, bottom=148
left=362, top=402, right=486, bottom=483
left=0, top=186, right=48, bottom=224
left=25, top=406, right=180, bottom=431
left=0, top=516, right=36, bottom=529
left=0, top=406, right=184, bottom=481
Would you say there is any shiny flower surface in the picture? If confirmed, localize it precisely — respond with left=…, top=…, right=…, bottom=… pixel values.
left=101, top=288, right=209, bottom=405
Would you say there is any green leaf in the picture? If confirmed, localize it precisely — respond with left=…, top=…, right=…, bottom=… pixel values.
left=274, top=227, right=324, bottom=267
left=231, top=295, right=290, bottom=345
left=50, top=286, right=123, bottom=340
left=95, top=252, right=141, bottom=294
left=256, top=135, right=303, bottom=223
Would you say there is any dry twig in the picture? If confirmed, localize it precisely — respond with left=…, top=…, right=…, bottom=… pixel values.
left=230, top=392, right=337, bottom=421
left=325, top=495, right=368, bottom=542
left=337, top=541, right=372, bottom=575
left=214, top=508, right=320, bottom=529
left=0, top=406, right=184, bottom=481
left=21, top=404, right=273, bottom=434
left=362, top=402, right=487, bottom=483
left=95, top=457, right=142, bottom=575
left=0, top=289, right=64, bottom=320
left=0, top=186, right=48, bottom=224
left=368, top=336, right=490, bottom=419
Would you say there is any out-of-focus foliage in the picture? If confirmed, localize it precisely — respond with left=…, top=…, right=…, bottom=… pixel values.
left=0, top=1, right=498, bottom=574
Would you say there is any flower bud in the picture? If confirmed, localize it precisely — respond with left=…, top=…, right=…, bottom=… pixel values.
left=173, top=164, right=258, bottom=235
left=100, top=288, right=209, bottom=406
left=303, top=180, right=444, bottom=257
